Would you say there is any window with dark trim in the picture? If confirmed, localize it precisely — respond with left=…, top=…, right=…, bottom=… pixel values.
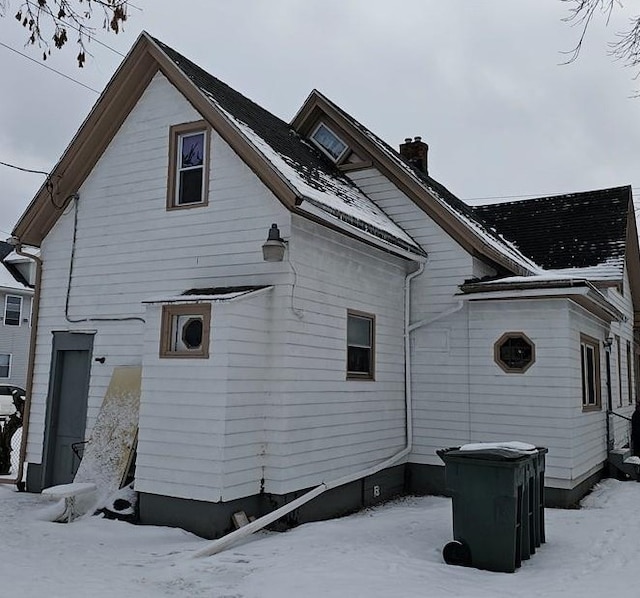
left=311, top=123, right=349, bottom=162
left=167, top=121, right=210, bottom=209
left=4, top=296, right=22, bottom=327
left=347, top=311, right=375, bottom=380
left=580, top=334, right=601, bottom=410
left=494, top=332, right=535, bottom=373
left=160, top=304, right=211, bottom=358
left=0, top=354, right=10, bottom=378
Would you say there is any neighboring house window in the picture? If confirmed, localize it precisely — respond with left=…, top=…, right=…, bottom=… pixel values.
left=494, top=332, right=535, bottom=373
left=347, top=310, right=375, bottom=380
left=160, top=304, right=211, bottom=358
left=0, top=354, right=10, bottom=378
left=311, top=123, right=349, bottom=162
left=580, top=334, right=601, bottom=411
left=4, top=296, right=22, bottom=326
left=167, top=121, right=210, bottom=209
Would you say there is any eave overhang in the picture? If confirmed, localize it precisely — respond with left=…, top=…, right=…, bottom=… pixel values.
left=460, top=279, right=625, bottom=324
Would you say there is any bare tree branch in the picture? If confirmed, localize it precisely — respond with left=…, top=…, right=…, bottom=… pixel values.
left=562, top=0, right=640, bottom=73
left=0, top=0, right=129, bottom=66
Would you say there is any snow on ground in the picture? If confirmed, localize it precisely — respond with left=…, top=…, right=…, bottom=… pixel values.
left=0, top=479, right=638, bottom=597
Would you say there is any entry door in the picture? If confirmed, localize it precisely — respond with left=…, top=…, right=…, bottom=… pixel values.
left=44, top=333, right=93, bottom=487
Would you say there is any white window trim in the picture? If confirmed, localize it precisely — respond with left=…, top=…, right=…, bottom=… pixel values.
left=4, top=295, right=22, bottom=327
left=310, top=122, right=349, bottom=163
left=0, top=354, right=11, bottom=379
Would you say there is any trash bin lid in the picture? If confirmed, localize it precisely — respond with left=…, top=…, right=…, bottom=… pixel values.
left=438, top=441, right=538, bottom=463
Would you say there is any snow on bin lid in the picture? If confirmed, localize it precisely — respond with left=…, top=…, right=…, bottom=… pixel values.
left=459, top=441, right=537, bottom=454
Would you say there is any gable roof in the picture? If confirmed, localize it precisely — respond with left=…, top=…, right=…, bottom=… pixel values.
left=291, top=90, right=539, bottom=276
left=12, top=32, right=421, bottom=258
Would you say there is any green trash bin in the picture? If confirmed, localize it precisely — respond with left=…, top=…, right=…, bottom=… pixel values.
left=437, top=445, right=547, bottom=573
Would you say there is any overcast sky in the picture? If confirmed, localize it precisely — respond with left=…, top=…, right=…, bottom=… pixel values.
left=1, top=0, right=639, bottom=240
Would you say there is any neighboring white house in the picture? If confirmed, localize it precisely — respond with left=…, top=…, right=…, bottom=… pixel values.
left=8, top=32, right=640, bottom=537
left=0, top=243, right=34, bottom=391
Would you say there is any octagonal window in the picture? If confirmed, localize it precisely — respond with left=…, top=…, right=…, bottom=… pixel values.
left=494, top=332, right=535, bottom=373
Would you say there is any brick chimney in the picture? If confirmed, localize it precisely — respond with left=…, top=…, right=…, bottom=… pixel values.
left=399, top=136, right=429, bottom=174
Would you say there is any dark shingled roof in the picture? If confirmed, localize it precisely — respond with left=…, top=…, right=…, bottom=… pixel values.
left=473, top=186, right=630, bottom=270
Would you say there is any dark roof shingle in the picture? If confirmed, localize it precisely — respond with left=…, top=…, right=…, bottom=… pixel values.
left=473, top=186, right=630, bottom=271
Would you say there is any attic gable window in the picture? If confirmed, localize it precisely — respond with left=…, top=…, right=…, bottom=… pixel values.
left=311, top=123, right=349, bottom=162
left=167, top=121, right=210, bottom=209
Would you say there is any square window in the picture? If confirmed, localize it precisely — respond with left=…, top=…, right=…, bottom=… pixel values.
left=580, top=334, right=601, bottom=410
left=167, top=122, right=210, bottom=209
left=311, top=123, right=349, bottom=162
left=4, top=296, right=22, bottom=327
left=0, top=354, right=10, bottom=378
left=347, top=311, right=375, bottom=380
left=160, top=304, right=211, bottom=359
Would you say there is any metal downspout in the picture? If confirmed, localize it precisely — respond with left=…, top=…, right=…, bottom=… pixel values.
left=194, top=261, right=426, bottom=558
left=0, top=241, right=42, bottom=487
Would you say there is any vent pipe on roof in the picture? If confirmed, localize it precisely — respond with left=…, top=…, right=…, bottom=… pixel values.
left=399, top=136, right=429, bottom=174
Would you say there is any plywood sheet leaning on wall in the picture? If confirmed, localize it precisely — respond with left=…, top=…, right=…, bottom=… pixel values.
left=74, top=366, right=142, bottom=506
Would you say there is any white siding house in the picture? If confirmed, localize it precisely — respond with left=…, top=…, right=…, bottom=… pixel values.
left=0, top=255, right=33, bottom=390
left=7, top=32, right=640, bottom=537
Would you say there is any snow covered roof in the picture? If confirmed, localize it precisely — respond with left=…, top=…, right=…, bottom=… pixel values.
left=294, top=90, right=540, bottom=274
left=142, top=285, right=272, bottom=304
left=154, top=39, right=423, bottom=257
left=0, top=243, right=32, bottom=292
left=473, top=187, right=630, bottom=277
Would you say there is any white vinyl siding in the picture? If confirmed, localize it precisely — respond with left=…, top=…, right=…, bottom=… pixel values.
left=347, top=168, right=479, bottom=466
left=264, top=216, right=407, bottom=494
left=25, top=71, right=291, bottom=487
left=0, top=290, right=32, bottom=388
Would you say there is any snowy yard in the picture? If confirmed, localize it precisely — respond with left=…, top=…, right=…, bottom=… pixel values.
left=0, top=479, right=637, bottom=597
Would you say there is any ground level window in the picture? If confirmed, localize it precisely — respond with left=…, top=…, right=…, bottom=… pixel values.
left=160, top=304, right=211, bottom=358
left=580, top=334, right=601, bottom=410
left=0, top=354, right=10, bottom=378
left=347, top=310, right=375, bottom=380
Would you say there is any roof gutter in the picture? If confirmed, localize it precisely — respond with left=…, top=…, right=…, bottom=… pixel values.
left=297, top=202, right=427, bottom=262
left=0, top=240, right=42, bottom=488
left=460, top=283, right=624, bottom=323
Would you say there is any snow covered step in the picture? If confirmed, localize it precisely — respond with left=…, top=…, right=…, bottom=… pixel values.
left=42, top=482, right=97, bottom=523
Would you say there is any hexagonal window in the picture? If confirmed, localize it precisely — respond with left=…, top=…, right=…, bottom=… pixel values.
left=494, top=332, right=535, bottom=373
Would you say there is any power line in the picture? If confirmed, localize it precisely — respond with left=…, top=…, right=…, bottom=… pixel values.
left=0, top=41, right=100, bottom=94
left=0, top=161, right=49, bottom=176
left=465, top=187, right=640, bottom=203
